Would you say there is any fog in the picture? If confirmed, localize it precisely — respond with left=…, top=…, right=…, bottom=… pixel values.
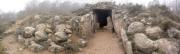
left=0, top=0, right=155, bottom=13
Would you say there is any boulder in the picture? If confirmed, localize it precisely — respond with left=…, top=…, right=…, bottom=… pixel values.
left=145, top=26, right=162, bottom=39
left=78, top=39, right=87, bottom=48
left=35, top=31, right=48, bottom=41
left=134, top=33, right=155, bottom=49
left=155, top=39, right=179, bottom=54
left=44, top=24, right=53, bottom=33
left=24, top=27, right=35, bottom=38
left=29, top=41, right=44, bottom=52
left=54, top=32, right=68, bottom=41
left=55, top=24, right=66, bottom=32
left=167, top=27, right=180, bottom=38
left=105, top=16, right=113, bottom=32
left=48, top=42, right=64, bottom=53
left=134, top=33, right=156, bottom=53
left=64, top=29, right=72, bottom=34
left=127, top=22, right=145, bottom=34
left=65, top=24, right=72, bottom=29
left=36, top=24, right=47, bottom=31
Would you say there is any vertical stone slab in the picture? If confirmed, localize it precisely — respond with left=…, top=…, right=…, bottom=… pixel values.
left=112, top=10, right=133, bottom=54
left=80, top=12, right=96, bottom=39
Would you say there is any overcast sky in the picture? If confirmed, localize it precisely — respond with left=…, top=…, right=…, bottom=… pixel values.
left=0, top=0, right=156, bottom=13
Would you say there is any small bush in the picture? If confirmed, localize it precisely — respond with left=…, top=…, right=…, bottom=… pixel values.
left=126, top=4, right=144, bottom=16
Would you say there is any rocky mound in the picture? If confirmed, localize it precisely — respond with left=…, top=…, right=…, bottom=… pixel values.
left=14, top=15, right=87, bottom=54
left=119, top=4, right=180, bottom=54
left=4, top=2, right=180, bottom=54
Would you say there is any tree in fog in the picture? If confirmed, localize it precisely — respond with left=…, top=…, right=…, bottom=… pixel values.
left=148, top=0, right=160, bottom=6
left=23, top=0, right=84, bottom=15
left=169, top=0, right=180, bottom=15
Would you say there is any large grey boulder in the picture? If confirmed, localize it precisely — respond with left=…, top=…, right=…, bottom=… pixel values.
left=134, top=33, right=156, bottom=53
left=55, top=24, right=66, bottom=32
left=145, top=26, right=162, bottom=39
left=155, top=39, right=179, bottom=54
left=134, top=33, right=154, bottom=49
left=35, top=31, right=48, bottom=41
left=24, top=27, right=35, bottom=38
left=127, top=22, right=145, bottom=34
left=36, top=24, right=52, bottom=33
left=54, top=32, right=68, bottom=41
left=44, top=24, right=53, bottom=33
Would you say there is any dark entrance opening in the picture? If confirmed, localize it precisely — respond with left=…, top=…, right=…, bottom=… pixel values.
left=93, top=9, right=112, bottom=28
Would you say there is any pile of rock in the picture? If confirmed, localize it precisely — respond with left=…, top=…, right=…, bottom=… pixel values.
left=121, top=10, right=180, bottom=54
left=110, top=4, right=180, bottom=54
left=15, top=15, right=86, bottom=53
left=125, top=21, right=180, bottom=54
left=16, top=23, right=71, bottom=52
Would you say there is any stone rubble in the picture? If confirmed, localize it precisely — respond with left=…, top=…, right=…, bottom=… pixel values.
left=13, top=2, right=180, bottom=54
left=15, top=15, right=79, bottom=53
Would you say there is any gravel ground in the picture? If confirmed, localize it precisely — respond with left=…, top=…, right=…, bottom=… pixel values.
left=78, top=31, right=124, bottom=54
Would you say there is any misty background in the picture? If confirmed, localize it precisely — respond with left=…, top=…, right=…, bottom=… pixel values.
left=0, top=0, right=180, bottom=34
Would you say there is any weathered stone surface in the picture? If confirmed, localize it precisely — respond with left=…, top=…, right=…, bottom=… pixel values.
left=17, top=35, right=25, bottom=44
left=29, top=41, right=44, bottom=52
left=134, top=33, right=157, bottom=54
left=78, top=39, right=87, bottom=48
left=48, top=41, right=64, bottom=53
left=36, top=24, right=46, bottom=31
left=55, top=24, right=66, bottom=32
left=127, top=22, right=145, bottom=34
left=54, top=32, right=68, bottom=41
left=155, top=39, right=179, bottom=54
left=134, top=33, right=154, bottom=49
left=79, top=13, right=96, bottom=38
left=24, top=27, right=35, bottom=38
left=120, top=29, right=133, bottom=54
left=167, top=27, right=180, bottom=38
left=24, top=37, right=35, bottom=47
left=105, top=16, right=113, bottom=32
left=35, top=31, right=48, bottom=41
left=152, top=52, right=159, bottom=54
left=64, top=29, right=72, bottom=34
left=145, top=26, right=162, bottom=39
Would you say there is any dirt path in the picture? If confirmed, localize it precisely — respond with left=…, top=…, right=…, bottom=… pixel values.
left=78, top=31, right=124, bottom=54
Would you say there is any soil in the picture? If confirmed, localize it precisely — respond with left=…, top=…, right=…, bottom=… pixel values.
left=78, top=30, right=124, bottom=54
